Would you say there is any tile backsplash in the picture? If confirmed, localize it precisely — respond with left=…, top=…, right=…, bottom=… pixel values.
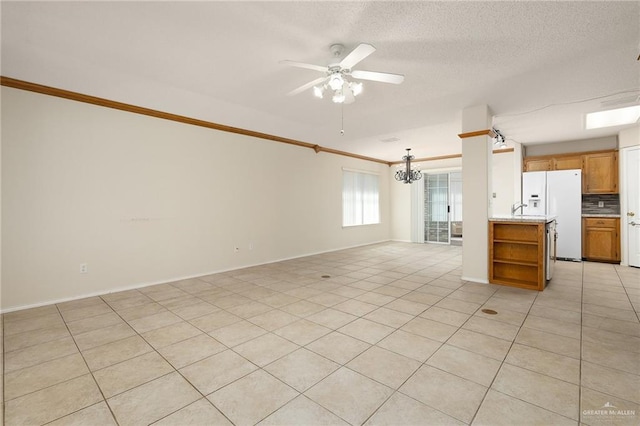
left=582, top=194, right=620, bottom=215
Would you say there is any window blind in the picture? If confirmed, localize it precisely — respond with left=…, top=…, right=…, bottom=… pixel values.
left=343, top=170, right=380, bottom=226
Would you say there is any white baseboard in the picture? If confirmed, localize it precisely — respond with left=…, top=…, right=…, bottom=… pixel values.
left=461, top=276, right=489, bottom=284
left=1, top=239, right=392, bottom=314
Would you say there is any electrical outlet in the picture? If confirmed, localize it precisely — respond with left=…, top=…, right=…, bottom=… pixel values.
left=80, top=263, right=88, bottom=274
left=598, top=201, right=604, bottom=208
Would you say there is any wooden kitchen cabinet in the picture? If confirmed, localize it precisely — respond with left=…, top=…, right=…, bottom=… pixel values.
left=524, top=150, right=618, bottom=194
left=489, top=221, right=546, bottom=291
left=583, top=151, right=618, bottom=194
left=524, top=153, right=582, bottom=172
left=553, top=155, right=582, bottom=171
left=523, top=158, right=552, bottom=172
left=582, top=217, right=620, bottom=262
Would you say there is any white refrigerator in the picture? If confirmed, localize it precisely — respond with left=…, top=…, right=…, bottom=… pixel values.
left=522, top=170, right=582, bottom=261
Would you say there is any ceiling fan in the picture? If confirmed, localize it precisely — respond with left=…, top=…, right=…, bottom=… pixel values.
left=280, top=43, right=404, bottom=104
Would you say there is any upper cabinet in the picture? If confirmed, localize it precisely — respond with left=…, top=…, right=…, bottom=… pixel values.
left=523, top=150, right=618, bottom=194
left=552, top=155, right=582, bottom=171
left=523, top=154, right=581, bottom=172
left=524, top=158, right=552, bottom=172
left=583, top=151, right=618, bottom=194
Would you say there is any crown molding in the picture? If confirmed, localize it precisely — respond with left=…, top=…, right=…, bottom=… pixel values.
left=1, top=76, right=391, bottom=166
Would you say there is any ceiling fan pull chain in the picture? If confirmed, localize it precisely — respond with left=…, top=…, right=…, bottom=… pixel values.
left=340, top=102, right=345, bottom=136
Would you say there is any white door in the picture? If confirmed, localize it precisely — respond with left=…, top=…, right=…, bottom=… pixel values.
left=624, top=147, right=640, bottom=267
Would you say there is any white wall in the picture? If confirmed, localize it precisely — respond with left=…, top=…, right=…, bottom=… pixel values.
left=0, top=85, right=2, bottom=311
left=460, top=104, right=492, bottom=283
left=524, top=135, right=618, bottom=156
left=619, top=125, right=640, bottom=149
left=389, top=176, right=412, bottom=242
left=492, top=151, right=517, bottom=215
left=1, top=87, right=391, bottom=311
left=512, top=143, right=523, bottom=205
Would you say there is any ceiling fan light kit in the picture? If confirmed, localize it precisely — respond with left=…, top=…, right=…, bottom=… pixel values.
left=314, top=72, right=363, bottom=104
left=332, top=90, right=346, bottom=104
left=282, top=43, right=404, bottom=104
left=350, top=81, right=363, bottom=96
left=328, top=72, right=344, bottom=91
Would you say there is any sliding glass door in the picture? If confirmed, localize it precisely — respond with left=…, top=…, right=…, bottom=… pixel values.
left=424, top=171, right=463, bottom=244
left=425, top=173, right=449, bottom=243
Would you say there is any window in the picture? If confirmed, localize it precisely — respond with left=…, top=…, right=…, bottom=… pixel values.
left=342, top=170, right=380, bottom=226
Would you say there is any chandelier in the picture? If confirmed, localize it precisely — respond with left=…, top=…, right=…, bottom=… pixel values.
left=395, top=148, right=422, bottom=184
left=313, top=69, right=363, bottom=104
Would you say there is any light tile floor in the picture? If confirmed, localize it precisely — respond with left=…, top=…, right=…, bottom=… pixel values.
left=2, top=242, right=640, bottom=425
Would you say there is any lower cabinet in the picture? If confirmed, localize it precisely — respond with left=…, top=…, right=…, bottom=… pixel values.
left=582, top=217, right=620, bottom=262
left=489, top=221, right=546, bottom=291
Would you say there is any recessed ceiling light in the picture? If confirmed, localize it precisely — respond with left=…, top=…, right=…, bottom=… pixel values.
left=585, top=105, right=640, bottom=129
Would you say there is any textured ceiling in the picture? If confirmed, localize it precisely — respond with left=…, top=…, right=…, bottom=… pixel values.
left=2, top=1, right=639, bottom=161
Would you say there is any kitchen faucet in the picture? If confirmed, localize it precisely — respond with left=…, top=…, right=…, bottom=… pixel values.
left=511, top=202, right=528, bottom=215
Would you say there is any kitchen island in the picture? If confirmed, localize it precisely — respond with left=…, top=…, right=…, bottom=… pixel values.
left=488, top=216, right=556, bottom=291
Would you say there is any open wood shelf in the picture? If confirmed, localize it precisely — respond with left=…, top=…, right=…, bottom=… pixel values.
left=490, top=276, right=540, bottom=290
left=493, top=259, right=538, bottom=267
left=492, top=239, right=538, bottom=245
left=489, top=221, right=546, bottom=291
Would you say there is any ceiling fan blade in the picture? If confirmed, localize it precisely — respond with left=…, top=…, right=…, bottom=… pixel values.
left=351, top=70, right=405, bottom=84
left=287, top=76, right=328, bottom=96
left=279, top=60, right=328, bottom=73
left=339, top=43, right=376, bottom=70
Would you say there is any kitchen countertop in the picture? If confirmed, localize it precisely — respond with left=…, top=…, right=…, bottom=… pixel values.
left=489, top=215, right=557, bottom=223
left=582, top=213, right=620, bottom=218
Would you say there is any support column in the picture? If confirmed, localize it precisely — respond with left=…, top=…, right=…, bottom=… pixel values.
left=459, top=105, right=493, bottom=283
